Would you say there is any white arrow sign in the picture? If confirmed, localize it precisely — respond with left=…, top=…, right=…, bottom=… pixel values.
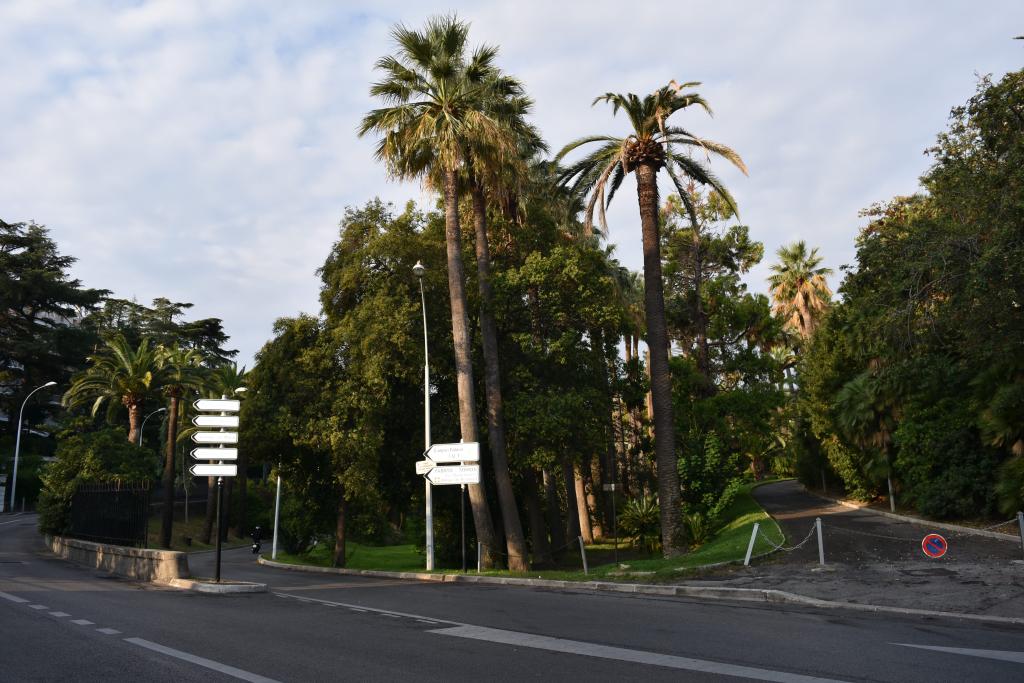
left=426, top=464, right=480, bottom=485
left=415, top=459, right=436, bottom=475
left=192, top=431, right=238, bottom=444
left=192, top=415, right=239, bottom=428
left=191, top=447, right=238, bottom=461
left=425, top=442, right=480, bottom=463
left=191, top=463, right=237, bottom=477
left=194, top=399, right=240, bottom=413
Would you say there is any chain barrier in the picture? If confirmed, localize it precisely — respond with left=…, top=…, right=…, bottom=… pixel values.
left=757, top=522, right=817, bottom=552
left=981, top=517, right=1019, bottom=532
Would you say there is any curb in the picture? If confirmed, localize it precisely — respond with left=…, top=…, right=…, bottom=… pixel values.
left=167, top=578, right=268, bottom=594
left=255, top=557, right=1024, bottom=627
left=803, top=486, right=1021, bottom=543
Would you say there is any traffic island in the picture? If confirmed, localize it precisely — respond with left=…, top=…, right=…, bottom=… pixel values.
left=168, top=578, right=268, bottom=594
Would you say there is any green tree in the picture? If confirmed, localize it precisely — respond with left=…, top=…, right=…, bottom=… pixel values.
left=557, top=82, right=747, bottom=556
left=62, top=335, right=164, bottom=444
left=359, top=15, right=507, bottom=566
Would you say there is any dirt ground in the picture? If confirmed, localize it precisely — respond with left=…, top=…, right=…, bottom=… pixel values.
left=680, top=480, right=1024, bottom=618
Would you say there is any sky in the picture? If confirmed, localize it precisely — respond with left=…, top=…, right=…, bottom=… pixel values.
left=1, top=0, right=1021, bottom=367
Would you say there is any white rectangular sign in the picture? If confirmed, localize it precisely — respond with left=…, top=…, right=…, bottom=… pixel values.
left=415, top=459, right=436, bottom=475
left=426, top=464, right=480, bottom=485
left=190, top=463, right=237, bottom=477
left=191, top=447, right=238, bottom=461
left=192, top=415, right=239, bottom=428
left=192, top=431, right=238, bottom=444
left=425, top=442, right=479, bottom=463
left=193, top=399, right=240, bottom=413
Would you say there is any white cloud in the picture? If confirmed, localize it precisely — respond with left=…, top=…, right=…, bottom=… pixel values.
left=1, top=0, right=1021, bottom=364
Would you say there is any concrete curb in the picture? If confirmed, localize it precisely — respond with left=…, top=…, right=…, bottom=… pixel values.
left=167, top=578, right=268, bottom=594
left=256, top=557, right=1024, bottom=627
left=804, top=487, right=1021, bottom=543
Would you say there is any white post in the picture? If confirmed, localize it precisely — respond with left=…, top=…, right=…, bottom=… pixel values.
left=578, top=536, right=589, bottom=575
left=744, top=522, right=760, bottom=566
left=1017, top=511, right=1023, bottom=559
left=272, top=474, right=282, bottom=560
left=10, top=381, right=55, bottom=513
left=816, top=517, right=825, bottom=565
left=477, top=542, right=482, bottom=573
left=415, top=263, right=434, bottom=572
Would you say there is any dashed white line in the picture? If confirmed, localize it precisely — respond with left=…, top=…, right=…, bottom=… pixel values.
left=29, top=604, right=48, bottom=610
left=0, top=591, right=29, bottom=603
left=49, top=611, right=70, bottom=618
left=96, top=628, right=121, bottom=635
left=71, top=619, right=94, bottom=626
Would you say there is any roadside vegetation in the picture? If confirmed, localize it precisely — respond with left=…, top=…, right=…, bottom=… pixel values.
left=4, top=15, right=1021, bottom=572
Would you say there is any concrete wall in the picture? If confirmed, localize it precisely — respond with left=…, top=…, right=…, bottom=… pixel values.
left=45, top=535, right=191, bottom=583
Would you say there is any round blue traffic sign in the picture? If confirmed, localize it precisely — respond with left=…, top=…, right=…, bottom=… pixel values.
left=921, top=533, right=948, bottom=558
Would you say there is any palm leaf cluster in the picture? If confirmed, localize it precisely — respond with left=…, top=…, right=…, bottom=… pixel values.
left=767, top=240, right=833, bottom=340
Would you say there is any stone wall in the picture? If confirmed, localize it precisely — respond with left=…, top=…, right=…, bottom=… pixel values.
left=45, top=535, right=191, bottom=583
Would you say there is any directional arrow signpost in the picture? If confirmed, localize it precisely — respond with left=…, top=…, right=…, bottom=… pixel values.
left=415, top=442, right=480, bottom=573
left=425, top=442, right=480, bottom=463
left=192, top=397, right=241, bottom=582
left=425, top=464, right=480, bottom=486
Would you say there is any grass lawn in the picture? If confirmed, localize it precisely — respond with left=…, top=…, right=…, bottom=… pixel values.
left=269, top=479, right=788, bottom=582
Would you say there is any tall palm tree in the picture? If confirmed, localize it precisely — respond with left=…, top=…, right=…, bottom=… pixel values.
left=556, top=83, right=747, bottom=556
left=359, top=15, right=503, bottom=565
left=63, top=334, right=163, bottom=444
left=156, top=346, right=205, bottom=549
left=463, top=73, right=544, bottom=571
left=768, top=241, right=833, bottom=342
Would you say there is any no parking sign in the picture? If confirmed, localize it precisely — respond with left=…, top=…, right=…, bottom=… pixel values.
left=921, top=533, right=948, bottom=558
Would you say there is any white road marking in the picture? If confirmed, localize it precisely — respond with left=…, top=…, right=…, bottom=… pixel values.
left=893, top=643, right=1024, bottom=665
left=417, top=620, right=439, bottom=625
left=125, top=638, right=281, bottom=683
left=71, top=619, right=94, bottom=625
left=273, top=591, right=843, bottom=681
left=96, top=628, right=121, bottom=635
left=431, top=625, right=848, bottom=682
left=0, top=591, right=29, bottom=603
left=29, top=604, right=48, bottom=610
left=49, top=611, right=70, bottom=617
left=0, top=515, right=27, bottom=526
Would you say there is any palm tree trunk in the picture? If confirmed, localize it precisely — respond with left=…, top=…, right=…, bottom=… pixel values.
left=471, top=183, right=529, bottom=572
left=522, top=469, right=554, bottom=567
left=635, top=162, right=684, bottom=556
left=562, top=457, right=582, bottom=542
left=443, top=169, right=498, bottom=568
left=574, top=464, right=593, bottom=543
left=333, top=483, right=346, bottom=567
left=160, top=395, right=178, bottom=548
left=127, top=401, right=143, bottom=444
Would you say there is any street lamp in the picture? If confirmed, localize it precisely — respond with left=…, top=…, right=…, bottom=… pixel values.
left=413, top=260, right=434, bottom=570
left=10, top=381, right=57, bottom=513
left=139, top=407, right=167, bottom=447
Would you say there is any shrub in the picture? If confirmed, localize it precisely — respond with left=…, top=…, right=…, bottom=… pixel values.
left=619, top=495, right=660, bottom=554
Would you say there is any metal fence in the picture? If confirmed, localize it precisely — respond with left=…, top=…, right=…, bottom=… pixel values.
left=69, top=482, right=151, bottom=548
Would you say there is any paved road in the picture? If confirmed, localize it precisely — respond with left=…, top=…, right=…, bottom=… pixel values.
left=2, top=513, right=1024, bottom=682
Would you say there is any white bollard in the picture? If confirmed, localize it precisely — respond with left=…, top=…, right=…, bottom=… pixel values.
left=744, top=522, right=760, bottom=566
left=816, top=517, right=825, bottom=566
left=477, top=542, right=482, bottom=573
left=578, top=536, right=589, bottom=575
left=271, top=475, right=282, bottom=560
left=1018, top=511, right=1024, bottom=559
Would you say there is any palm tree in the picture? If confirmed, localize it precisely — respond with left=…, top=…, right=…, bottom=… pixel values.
left=463, top=73, right=544, bottom=571
left=556, top=83, right=747, bottom=556
left=835, top=371, right=898, bottom=511
left=156, top=346, right=205, bottom=549
left=358, top=15, right=504, bottom=565
left=63, top=335, right=163, bottom=443
left=768, top=241, right=833, bottom=342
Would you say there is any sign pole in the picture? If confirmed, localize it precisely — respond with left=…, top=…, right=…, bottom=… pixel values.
left=272, top=472, right=282, bottom=560
left=460, top=484, right=466, bottom=572
left=214, top=476, right=223, bottom=582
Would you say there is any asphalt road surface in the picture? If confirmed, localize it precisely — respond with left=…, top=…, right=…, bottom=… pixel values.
left=2, top=513, right=1023, bottom=682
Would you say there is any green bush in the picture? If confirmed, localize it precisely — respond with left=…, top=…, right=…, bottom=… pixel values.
left=38, top=422, right=157, bottom=536
left=619, top=495, right=660, bottom=554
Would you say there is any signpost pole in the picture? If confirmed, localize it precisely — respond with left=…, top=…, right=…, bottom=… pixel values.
left=272, top=472, right=282, bottom=560
left=414, top=262, right=434, bottom=572
left=460, top=484, right=466, bottom=572
left=214, top=476, right=223, bottom=582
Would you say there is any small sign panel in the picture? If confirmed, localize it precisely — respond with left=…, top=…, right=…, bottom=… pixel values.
left=191, top=463, right=237, bottom=477
left=426, top=464, right=480, bottom=486
left=602, top=483, right=617, bottom=492
left=425, top=442, right=480, bottom=463
left=921, top=533, right=948, bottom=558
left=191, top=447, right=238, bottom=461
left=192, top=415, right=240, bottom=428
left=415, top=459, right=436, bottom=475
left=194, top=399, right=240, bottom=413
left=192, top=431, right=238, bottom=444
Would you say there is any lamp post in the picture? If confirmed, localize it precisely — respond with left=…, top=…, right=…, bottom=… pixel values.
left=10, top=381, right=56, bottom=513
left=413, top=260, right=434, bottom=570
left=138, top=407, right=167, bottom=447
